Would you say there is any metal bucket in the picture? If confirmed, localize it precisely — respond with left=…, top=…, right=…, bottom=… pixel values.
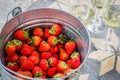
left=0, top=8, right=91, bottom=80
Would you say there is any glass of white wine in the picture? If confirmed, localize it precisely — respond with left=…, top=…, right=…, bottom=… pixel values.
left=103, top=5, right=120, bottom=46
left=70, top=4, right=95, bottom=25
left=87, top=0, right=115, bottom=34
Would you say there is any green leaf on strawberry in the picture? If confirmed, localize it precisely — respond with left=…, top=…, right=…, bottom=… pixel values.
left=58, top=34, right=68, bottom=44
left=49, top=26, right=55, bottom=34
left=24, top=30, right=29, bottom=39
left=70, top=51, right=80, bottom=58
left=12, top=39, right=22, bottom=46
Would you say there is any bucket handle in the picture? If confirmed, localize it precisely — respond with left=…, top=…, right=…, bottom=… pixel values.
left=6, top=7, right=22, bottom=22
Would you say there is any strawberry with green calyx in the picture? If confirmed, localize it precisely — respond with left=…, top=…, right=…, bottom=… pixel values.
left=39, top=41, right=51, bottom=52
left=53, top=73, right=65, bottom=78
left=70, top=51, right=80, bottom=58
left=58, top=34, right=68, bottom=44
left=47, top=67, right=57, bottom=77
left=12, top=39, right=22, bottom=51
left=33, top=27, right=43, bottom=37
left=67, top=57, right=81, bottom=69
left=48, top=57, right=58, bottom=67
left=6, top=62, right=18, bottom=71
left=14, top=29, right=29, bottom=41
left=39, top=59, right=49, bottom=71
left=5, top=41, right=16, bottom=56
left=65, top=40, right=76, bottom=55
left=32, top=66, right=43, bottom=77
left=30, top=36, right=42, bottom=46
left=44, top=27, right=51, bottom=38
left=59, top=48, right=69, bottom=61
left=21, top=59, right=34, bottom=71
left=5, top=54, right=18, bottom=62
left=57, top=60, right=68, bottom=72
left=41, top=52, right=52, bottom=59
left=49, top=24, right=62, bottom=36
left=21, top=44, right=34, bottom=56
left=47, top=36, right=58, bottom=46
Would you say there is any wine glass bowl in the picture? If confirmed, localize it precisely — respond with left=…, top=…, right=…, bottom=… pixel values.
left=104, top=5, right=120, bottom=28
left=70, top=4, right=95, bottom=25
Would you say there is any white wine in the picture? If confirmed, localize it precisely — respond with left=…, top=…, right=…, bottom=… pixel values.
left=104, top=18, right=120, bottom=28
left=96, top=2, right=104, bottom=8
left=104, top=5, right=120, bottom=28
left=70, top=5, right=95, bottom=24
left=91, top=0, right=115, bottom=9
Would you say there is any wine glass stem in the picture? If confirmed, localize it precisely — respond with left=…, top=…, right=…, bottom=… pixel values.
left=95, top=8, right=103, bottom=21
left=106, top=28, right=113, bottom=45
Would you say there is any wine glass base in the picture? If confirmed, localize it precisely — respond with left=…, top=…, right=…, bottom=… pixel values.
left=87, top=17, right=107, bottom=34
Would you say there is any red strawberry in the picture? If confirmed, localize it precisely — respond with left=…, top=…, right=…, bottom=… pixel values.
left=5, top=54, right=18, bottom=62
left=44, top=27, right=51, bottom=38
left=59, top=48, right=69, bottom=61
left=47, top=67, right=57, bottom=77
left=31, top=51, right=40, bottom=58
left=14, top=29, right=29, bottom=41
left=67, top=57, right=81, bottom=69
left=53, top=73, right=65, bottom=78
left=49, top=24, right=62, bottom=36
left=66, top=60, right=71, bottom=67
left=33, top=27, right=43, bottom=37
left=42, top=71, right=47, bottom=78
left=48, top=57, right=58, bottom=67
left=31, top=36, right=42, bottom=46
left=70, top=51, right=80, bottom=58
left=32, top=66, right=43, bottom=77
left=64, top=68, right=72, bottom=75
left=25, top=37, right=31, bottom=44
left=65, top=41, right=76, bottom=55
left=50, top=46, right=59, bottom=54
left=21, top=59, right=34, bottom=71
left=28, top=55, right=39, bottom=65
left=41, top=52, right=52, bottom=59
left=21, top=44, right=34, bottom=56
left=17, top=71, right=33, bottom=79
left=57, top=60, right=68, bottom=72
left=18, top=68, right=22, bottom=71
left=18, top=56, right=27, bottom=66
left=39, top=59, right=49, bottom=71
left=12, top=39, right=22, bottom=51
left=39, top=41, right=50, bottom=52
left=5, top=41, right=16, bottom=56
left=57, top=43, right=64, bottom=49
left=53, top=54, right=59, bottom=60
left=47, top=36, right=58, bottom=46
left=30, top=46, right=36, bottom=51
left=6, top=62, right=18, bottom=71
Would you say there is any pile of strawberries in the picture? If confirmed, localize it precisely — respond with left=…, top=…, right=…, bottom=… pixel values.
left=5, top=23, right=81, bottom=79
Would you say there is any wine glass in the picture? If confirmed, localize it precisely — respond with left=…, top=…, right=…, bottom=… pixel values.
left=70, top=4, right=95, bottom=25
left=103, top=5, right=120, bottom=49
left=69, top=0, right=95, bottom=27
left=87, top=0, right=115, bottom=34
